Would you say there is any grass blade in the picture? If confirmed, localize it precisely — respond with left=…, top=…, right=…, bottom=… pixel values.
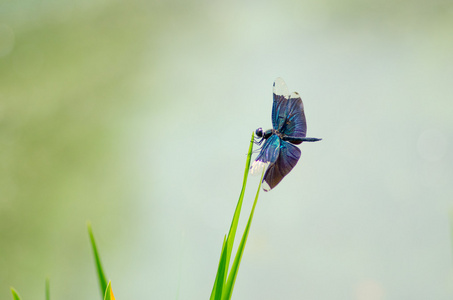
left=214, top=236, right=229, bottom=300
left=103, top=281, right=116, bottom=300
left=210, top=236, right=227, bottom=300
left=222, top=170, right=264, bottom=300
left=224, top=133, right=254, bottom=273
left=10, top=288, right=21, bottom=300
left=87, top=222, right=108, bottom=299
left=45, top=278, right=50, bottom=300
left=210, top=133, right=254, bottom=299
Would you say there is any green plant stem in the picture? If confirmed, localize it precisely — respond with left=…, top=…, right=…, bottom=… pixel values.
left=224, top=132, right=255, bottom=272
left=222, top=169, right=264, bottom=300
left=210, top=133, right=255, bottom=300
left=45, top=278, right=50, bottom=300
left=87, top=222, right=108, bottom=299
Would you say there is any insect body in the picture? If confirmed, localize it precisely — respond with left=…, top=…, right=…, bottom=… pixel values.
left=251, top=78, right=322, bottom=191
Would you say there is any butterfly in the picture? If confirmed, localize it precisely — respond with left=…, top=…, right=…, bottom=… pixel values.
left=251, top=78, right=321, bottom=191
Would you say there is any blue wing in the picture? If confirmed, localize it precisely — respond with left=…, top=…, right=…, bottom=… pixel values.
left=255, top=134, right=280, bottom=164
left=262, top=140, right=301, bottom=192
left=272, top=78, right=307, bottom=140
left=250, top=135, right=281, bottom=175
left=272, top=78, right=290, bottom=131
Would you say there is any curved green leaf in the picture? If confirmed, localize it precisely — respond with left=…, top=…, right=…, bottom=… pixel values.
left=45, top=278, right=50, bottom=300
left=10, top=288, right=21, bottom=300
left=87, top=222, right=108, bottom=299
left=210, top=133, right=254, bottom=300
left=103, top=281, right=115, bottom=300
left=223, top=170, right=264, bottom=300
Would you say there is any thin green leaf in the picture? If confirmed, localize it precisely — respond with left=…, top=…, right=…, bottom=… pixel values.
left=87, top=221, right=108, bottom=299
left=103, top=281, right=113, bottom=300
left=215, top=236, right=229, bottom=300
left=10, top=288, right=21, bottom=300
left=210, top=236, right=227, bottom=300
left=222, top=170, right=264, bottom=300
left=224, top=133, right=254, bottom=273
left=45, top=278, right=50, bottom=300
left=211, top=133, right=254, bottom=299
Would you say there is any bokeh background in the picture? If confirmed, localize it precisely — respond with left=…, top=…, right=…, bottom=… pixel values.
left=1, top=0, right=453, bottom=299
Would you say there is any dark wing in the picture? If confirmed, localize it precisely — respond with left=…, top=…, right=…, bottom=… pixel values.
left=262, top=140, right=301, bottom=192
left=272, top=77, right=290, bottom=131
left=271, top=78, right=307, bottom=139
left=281, top=92, right=307, bottom=139
left=255, top=134, right=280, bottom=164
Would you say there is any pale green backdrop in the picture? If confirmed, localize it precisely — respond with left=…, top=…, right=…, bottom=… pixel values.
left=1, top=0, right=452, bottom=299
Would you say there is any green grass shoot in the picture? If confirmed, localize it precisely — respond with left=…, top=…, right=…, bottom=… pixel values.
left=210, top=132, right=264, bottom=300
left=45, top=278, right=50, bottom=300
left=223, top=171, right=263, bottom=299
left=103, top=281, right=115, bottom=300
left=10, top=288, right=21, bottom=300
left=87, top=222, right=108, bottom=299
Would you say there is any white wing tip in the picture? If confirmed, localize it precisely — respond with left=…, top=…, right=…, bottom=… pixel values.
left=250, top=160, right=269, bottom=176
left=262, top=180, right=271, bottom=192
left=274, top=77, right=285, bottom=85
left=273, top=77, right=289, bottom=97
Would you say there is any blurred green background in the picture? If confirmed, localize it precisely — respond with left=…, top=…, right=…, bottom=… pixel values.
left=1, top=0, right=452, bottom=299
